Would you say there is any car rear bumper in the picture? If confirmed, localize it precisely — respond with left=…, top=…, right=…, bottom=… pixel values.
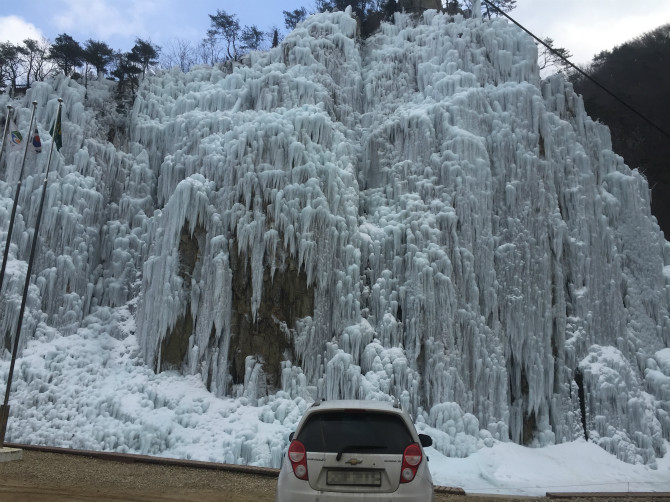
left=276, top=468, right=434, bottom=501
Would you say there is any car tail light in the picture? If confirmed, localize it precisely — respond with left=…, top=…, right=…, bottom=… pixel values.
left=400, top=443, right=422, bottom=483
left=288, top=440, right=308, bottom=480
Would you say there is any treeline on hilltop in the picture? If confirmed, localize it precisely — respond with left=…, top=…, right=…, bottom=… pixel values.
left=284, top=0, right=515, bottom=36
left=0, top=35, right=160, bottom=112
left=569, top=23, right=670, bottom=240
left=0, top=1, right=517, bottom=96
left=158, top=1, right=517, bottom=70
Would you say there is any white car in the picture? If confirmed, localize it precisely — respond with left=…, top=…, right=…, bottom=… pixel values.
left=276, top=399, right=434, bottom=501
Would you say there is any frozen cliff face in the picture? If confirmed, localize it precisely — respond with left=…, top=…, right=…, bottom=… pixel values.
left=1, top=8, right=669, bottom=466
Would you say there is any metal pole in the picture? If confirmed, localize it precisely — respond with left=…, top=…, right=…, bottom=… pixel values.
left=0, top=101, right=39, bottom=295
left=0, top=98, right=60, bottom=447
left=0, top=105, right=13, bottom=167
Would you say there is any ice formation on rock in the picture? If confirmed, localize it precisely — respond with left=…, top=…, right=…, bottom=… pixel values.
left=1, top=8, right=669, bottom=466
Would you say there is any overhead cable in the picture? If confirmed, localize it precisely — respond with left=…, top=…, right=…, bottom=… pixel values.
left=480, top=0, right=670, bottom=141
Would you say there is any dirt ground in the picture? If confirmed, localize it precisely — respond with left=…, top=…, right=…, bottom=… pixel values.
left=1, top=449, right=669, bottom=502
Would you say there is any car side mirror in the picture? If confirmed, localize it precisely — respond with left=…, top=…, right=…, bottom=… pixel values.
left=289, top=431, right=294, bottom=441
left=419, top=434, right=432, bottom=447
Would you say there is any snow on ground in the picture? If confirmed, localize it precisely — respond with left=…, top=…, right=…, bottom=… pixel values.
left=2, top=316, right=669, bottom=496
left=428, top=441, right=670, bottom=496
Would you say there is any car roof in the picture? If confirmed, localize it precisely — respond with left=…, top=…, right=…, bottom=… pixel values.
left=306, top=399, right=402, bottom=412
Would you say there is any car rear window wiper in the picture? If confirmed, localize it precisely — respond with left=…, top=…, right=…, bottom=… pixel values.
left=336, top=445, right=385, bottom=461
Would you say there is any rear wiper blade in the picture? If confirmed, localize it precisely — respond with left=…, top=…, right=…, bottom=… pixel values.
left=336, top=445, right=384, bottom=461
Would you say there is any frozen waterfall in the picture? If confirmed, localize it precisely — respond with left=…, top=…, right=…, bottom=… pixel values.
left=1, top=8, right=669, bottom=468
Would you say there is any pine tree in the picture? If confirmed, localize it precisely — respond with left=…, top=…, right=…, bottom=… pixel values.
left=240, top=26, right=265, bottom=52
left=445, top=0, right=464, bottom=15
left=208, top=9, right=241, bottom=60
left=49, top=33, right=84, bottom=76
left=0, top=42, right=25, bottom=93
left=315, top=0, right=370, bottom=20
left=84, top=39, right=114, bottom=77
left=111, top=51, right=142, bottom=112
left=283, top=7, right=308, bottom=31
left=480, top=0, right=517, bottom=19
left=129, top=38, right=160, bottom=78
left=538, top=38, right=573, bottom=74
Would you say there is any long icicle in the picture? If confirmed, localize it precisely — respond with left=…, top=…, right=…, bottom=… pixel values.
left=0, top=100, right=39, bottom=295
left=0, top=98, right=61, bottom=447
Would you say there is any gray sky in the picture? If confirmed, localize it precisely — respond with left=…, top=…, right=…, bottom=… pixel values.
left=0, top=1, right=668, bottom=66
left=512, top=0, right=670, bottom=65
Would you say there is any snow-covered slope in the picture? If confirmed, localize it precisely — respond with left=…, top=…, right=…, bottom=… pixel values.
left=1, top=8, right=669, bottom=470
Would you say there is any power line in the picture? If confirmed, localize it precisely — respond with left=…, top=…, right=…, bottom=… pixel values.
left=480, top=0, right=670, bottom=142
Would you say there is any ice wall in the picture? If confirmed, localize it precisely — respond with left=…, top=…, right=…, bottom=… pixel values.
left=1, top=8, right=669, bottom=464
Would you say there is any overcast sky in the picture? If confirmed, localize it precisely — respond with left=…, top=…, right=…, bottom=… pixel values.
left=1, top=1, right=669, bottom=66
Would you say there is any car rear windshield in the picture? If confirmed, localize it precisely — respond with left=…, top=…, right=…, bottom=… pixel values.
left=296, top=410, right=414, bottom=454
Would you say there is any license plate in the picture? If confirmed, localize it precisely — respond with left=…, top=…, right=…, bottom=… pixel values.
left=327, top=470, right=381, bottom=486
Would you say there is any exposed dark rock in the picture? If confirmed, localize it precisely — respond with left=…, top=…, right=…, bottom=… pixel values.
left=159, top=223, right=205, bottom=372
left=159, top=309, right=193, bottom=372
left=229, top=240, right=315, bottom=392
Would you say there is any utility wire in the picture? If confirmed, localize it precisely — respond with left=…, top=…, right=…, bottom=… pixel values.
left=480, top=0, right=670, bottom=141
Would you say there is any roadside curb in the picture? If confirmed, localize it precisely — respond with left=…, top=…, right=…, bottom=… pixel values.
left=0, top=446, right=23, bottom=463
left=6, top=443, right=466, bottom=494
left=5, top=443, right=279, bottom=477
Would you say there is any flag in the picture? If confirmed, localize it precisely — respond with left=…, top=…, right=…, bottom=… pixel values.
left=49, top=106, right=62, bottom=151
left=32, top=127, right=42, bottom=153
left=7, top=118, right=22, bottom=150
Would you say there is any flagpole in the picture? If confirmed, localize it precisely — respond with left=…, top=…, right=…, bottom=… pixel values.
left=0, top=98, right=62, bottom=447
left=0, top=101, right=39, bottom=296
left=0, top=105, right=13, bottom=167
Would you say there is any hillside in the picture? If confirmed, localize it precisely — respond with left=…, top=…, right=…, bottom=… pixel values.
left=0, top=7, right=669, bottom=470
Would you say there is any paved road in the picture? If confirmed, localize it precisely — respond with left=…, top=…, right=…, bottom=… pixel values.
left=1, top=449, right=277, bottom=502
left=2, top=448, right=670, bottom=502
